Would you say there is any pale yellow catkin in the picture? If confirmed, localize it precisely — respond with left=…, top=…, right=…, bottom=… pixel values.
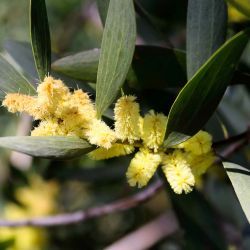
left=114, top=95, right=141, bottom=143
left=162, top=150, right=195, bottom=194
left=141, top=110, right=167, bottom=152
left=126, top=149, right=161, bottom=188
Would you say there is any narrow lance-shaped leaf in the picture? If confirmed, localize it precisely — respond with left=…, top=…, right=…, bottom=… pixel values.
left=187, top=0, right=227, bottom=79
left=165, top=29, right=250, bottom=146
left=0, top=55, right=36, bottom=100
left=0, top=136, right=94, bottom=159
left=223, top=162, right=250, bottom=223
left=52, top=45, right=250, bottom=88
left=52, top=46, right=186, bottom=90
left=96, top=0, right=110, bottom=26
left=95, top=0, right=136, bottom=117
left=4, top=40, right=94, bottom=94
left=30, top=0, right=51, bottom=80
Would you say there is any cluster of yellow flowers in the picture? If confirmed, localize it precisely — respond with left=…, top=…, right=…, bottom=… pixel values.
left=3, top=77, right=215, bottom=194
left=0, top=175, right=58, bottom=250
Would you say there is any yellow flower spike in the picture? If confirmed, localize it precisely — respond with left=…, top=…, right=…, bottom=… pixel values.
left=162, top=150, right=195, bottom=194
left=126, top=149, right=161, bottom=188
left=36, top=76, right=70, bottom=118
left=68, top=89, right=97, bottom=120
left=31, top=119, right=67, bottom=136
left=177, top=130, right=212, bottom=155
left=37, top=76, right=69, bottom=102
left=2, top=93, right=37, bottom=114
left=85, top=119, right=116, bottom=149
left=89, top=143, right=134, bottom=160
left=114, top=95, right=141, bottom=143
left=188, top=151, right=216, bottom=179
left=141, top=110, right=167, bottom=152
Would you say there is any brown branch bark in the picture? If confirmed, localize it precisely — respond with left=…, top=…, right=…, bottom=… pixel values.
left=0, top=180, right=163, bottom=228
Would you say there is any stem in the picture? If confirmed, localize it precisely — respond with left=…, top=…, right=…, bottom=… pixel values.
left=0, top=180, right=163, bottom=228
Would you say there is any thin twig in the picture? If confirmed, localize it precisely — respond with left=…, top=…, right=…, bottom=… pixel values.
left=0, top=128, right=249, bottom=228
left=104, top=211, right=179, bottom=250
left=215, top=126, right=250, bottom=161
left=0, top=180, right=163, bottom=228
left=219, top=138, right=249, bottom=160
left=213, top=127, right=250, bottom=148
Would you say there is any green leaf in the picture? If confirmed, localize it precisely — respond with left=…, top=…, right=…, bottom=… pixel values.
left=187, top=0, right=227, bottom=79
left=95, top=0, right=136, bottom=117
left=226, top=0, right=250, bottom=19
left=52, top=48, right=100, bottom=83
left=0, top=136, right=94, bottom=159
left=0, top=55, right=36, bottom=100
left=4, top=40, right=39, bottom=79
left=30, top=0, right=51, bottom=81
left=96, top=0, right=110, bottom=25
left=4, top=40, right=94, bottom=94
left=165, top=29, right=250, bottom=146
left=223, top=162, right=250, bottom=223
left=52, top=46, right=187, bottom=89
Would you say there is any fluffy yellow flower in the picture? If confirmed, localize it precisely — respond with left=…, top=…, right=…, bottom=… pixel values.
left=35, top=76, right=69, bottom=118
left=177, top=130, right=212, bottom=155
left=85, top=119, right=116, bottom=149
left=2, top=93, right=37, bottom=114
left=67, top=89, right=97, bottom=120
left=89, top=143, right=134, bottom=160
left=141, top=110, right=167, bottom=152
left=2, top=77, right=216, bottom=195
left=3, top=77, right=101, bottom=140
left=31, top=119, right=67, bottom=136
left=188, top=152, right=215, bottom=179
left=162, top=150, right=195, bottom=194
left=114, top=95, right=141, bottom=143
left=36, top=76, right=69, bottom=104
left=126, top=150, right=161, bottom=188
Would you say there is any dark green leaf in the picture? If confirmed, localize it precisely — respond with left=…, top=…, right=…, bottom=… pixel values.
left=0, top=55, right=36, bottom=100
left=165, top=29, right=250, bottom=146
left=95, top=0, right=136, bottom=116
left=30, top=0, right=51, bottom=80
left=52, top=46, right=187, bottom=89
left=223, top=162, right=250, bottom=223
left=187, top=0, right=227, bottom=79
left=96, top=0, right=110, bottom=25
left=0, top=136, right=94, bottom=159
left=52, top=48, right=100, bottom=83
